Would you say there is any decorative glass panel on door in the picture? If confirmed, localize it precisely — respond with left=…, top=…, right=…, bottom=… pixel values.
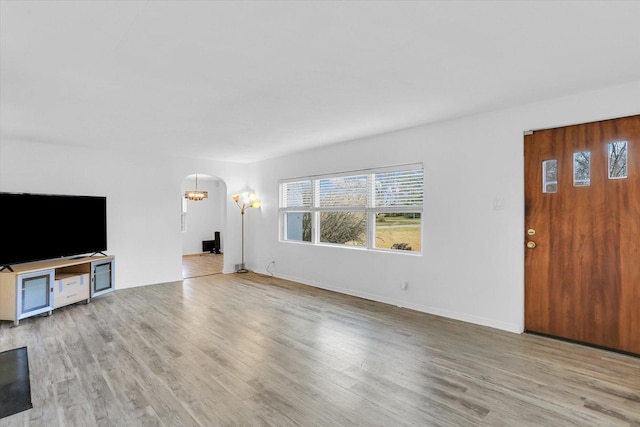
left=608, top=141, right=628, bottom=179
left=573, top=151, right=591, bottom=187
left=542, top=160, right=558, bottom=193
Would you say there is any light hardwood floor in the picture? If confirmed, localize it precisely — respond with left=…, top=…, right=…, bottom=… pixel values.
left=1, top=273, right=639, bottom=426
left=182, top=253, right=224, bottom=278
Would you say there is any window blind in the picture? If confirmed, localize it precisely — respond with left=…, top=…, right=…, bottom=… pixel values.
left=374, top=168, right=424, bottom=207
left=318, top=175, right=367, bottom=208
left=280, top=180, right=312, bottom=208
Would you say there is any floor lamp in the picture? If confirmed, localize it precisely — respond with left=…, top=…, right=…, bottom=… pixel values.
left=233, top=192, right=261, bottom=273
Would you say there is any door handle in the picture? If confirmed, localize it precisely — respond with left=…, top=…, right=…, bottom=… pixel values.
left=526, top=241, right=536, bottom=249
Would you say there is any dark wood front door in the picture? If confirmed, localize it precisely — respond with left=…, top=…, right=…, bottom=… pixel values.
left=524, top=115, right=640, bottom=354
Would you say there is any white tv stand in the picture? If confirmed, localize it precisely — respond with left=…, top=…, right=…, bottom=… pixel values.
left=0, top=255, right=115, bottom=325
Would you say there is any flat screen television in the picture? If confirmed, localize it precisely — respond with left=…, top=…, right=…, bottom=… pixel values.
left=0, top=192, right=107, bottom=268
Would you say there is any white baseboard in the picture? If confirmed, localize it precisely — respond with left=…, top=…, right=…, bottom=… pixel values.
left=249, top=268, right=523, bottom=334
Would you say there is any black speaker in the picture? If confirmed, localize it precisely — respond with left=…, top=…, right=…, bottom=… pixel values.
left=214, top=231, right=221, bottom=254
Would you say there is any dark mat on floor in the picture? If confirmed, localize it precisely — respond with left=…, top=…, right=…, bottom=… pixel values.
left=0, top=347, right=32, bottom=419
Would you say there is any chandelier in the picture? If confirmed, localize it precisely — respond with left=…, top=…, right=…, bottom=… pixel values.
left=184, top=174, right=208, bottom=201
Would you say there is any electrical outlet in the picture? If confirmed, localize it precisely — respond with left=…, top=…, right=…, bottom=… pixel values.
left=402, top=281, right=408, bottom=290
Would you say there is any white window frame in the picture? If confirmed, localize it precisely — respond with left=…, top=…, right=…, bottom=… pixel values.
left=279, top=163, right=423, bottom=254
left=180, top=197, right=188, bottom=232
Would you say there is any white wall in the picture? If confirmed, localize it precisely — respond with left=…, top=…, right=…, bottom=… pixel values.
left=0, top=142, right=248, bottom=287
left=181, top=175, right=226, bottom=255
left=246, top=80, right=640, bottom=334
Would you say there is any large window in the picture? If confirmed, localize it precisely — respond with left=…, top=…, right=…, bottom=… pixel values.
left=279, top=164, right=423, bottom=253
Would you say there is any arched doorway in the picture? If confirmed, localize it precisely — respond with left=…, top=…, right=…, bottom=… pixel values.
left=180, top=174, right=227, bottom=278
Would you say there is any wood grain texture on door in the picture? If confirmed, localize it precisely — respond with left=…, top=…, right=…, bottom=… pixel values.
left=524, top=115, right=640, bottom=355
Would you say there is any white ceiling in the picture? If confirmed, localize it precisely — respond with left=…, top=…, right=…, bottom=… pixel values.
left=2, top=1, right=640, bottom=163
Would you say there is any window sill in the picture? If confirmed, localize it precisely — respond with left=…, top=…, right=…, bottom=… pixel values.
left=279, top=239, right=422, bottom=256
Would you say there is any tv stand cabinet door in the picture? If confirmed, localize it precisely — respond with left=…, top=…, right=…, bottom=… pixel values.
left=90, top=259, right=115, bottom=298
left=17, top=270, right=55, bottom=321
